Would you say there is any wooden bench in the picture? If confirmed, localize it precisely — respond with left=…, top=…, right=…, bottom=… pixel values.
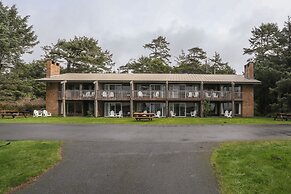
left=274, top=113, right=291, bottom=121
left=0, top=110, right=28, bottom=119
left=133, top=112, right=155, bottom=121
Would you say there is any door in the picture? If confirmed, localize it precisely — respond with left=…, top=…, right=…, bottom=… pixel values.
left=104, top=102, right=122, bottom=117
left=170, top=103, right=186, bottom=117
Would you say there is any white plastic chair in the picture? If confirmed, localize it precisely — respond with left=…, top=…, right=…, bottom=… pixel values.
left=224, top=110, right=229, bottom=117
left=205, top=92, right=211, bottom=98
left=42, top=110, right=52, bottom=117
left=155, top=111, right=161, bottom=118
left=102, top=91, right=107, bottom=98
left=170, top=110, right=176, bottom=117
left=109, top=91, right=114, bottom=98
left=188, top=92, right=193, bottom=98
left=33, top=110, right=42, bottom=117
left=116, top=110, right=123, bottom=118
left=190, top=110, right=197, bottom=117
left=154, top=91, right=160, bottom=98
left=109, top=110, right=115, bottom=117
left=227, top=111, right=233, bottom=118
left=138, top=91, right=143, bottom=97
left=213, top=93, right=218, bottom=98
left=194, top=91, right=199, bottom=98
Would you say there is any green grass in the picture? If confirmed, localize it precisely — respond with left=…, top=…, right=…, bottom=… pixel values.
left=211, top=140, right=291, bottom=194
left=0, top=140, right=61, bottom=194
left=0, top=116, right=290, bottom=125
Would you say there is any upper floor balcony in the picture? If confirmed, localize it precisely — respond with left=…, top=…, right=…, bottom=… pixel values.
left=168, top=90, right=201, bottom=100
left=203, top=91, right=241, bottom=101
left=99, top=90, right=131, bottom=100
left=133, top=90, right=165, bottom=100
left=58, top=89, right=242, bottom=101
left=58, top=90, right=95, bottom=100
left=58, top=90, right=131, bottom=100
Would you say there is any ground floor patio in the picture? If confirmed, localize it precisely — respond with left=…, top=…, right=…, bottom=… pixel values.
left=59, top=100, right=242, bottom=117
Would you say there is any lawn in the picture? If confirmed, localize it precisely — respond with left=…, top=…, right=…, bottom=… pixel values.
left=0, top=116, right=290, bottom=125
left=211, top=140, right=291, bottom=194
left=0, top=140, right=61, bottom=194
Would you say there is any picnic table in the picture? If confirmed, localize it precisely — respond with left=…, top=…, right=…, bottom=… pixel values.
left=133, top=112, right=155, bottom=121
left=273, top=113, right=291, bottom=121
left=0, top=110, right=29, bottom=118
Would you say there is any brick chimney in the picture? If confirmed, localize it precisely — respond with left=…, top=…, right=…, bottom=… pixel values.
left=46, top=60, right=60, bottom=78
left=244, top=62, right=254, bottom=79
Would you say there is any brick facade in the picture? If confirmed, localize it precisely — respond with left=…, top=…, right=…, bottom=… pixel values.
left=46, top=83, right=59, bottom=115
left=244, top=62, right=254, bottom=79
left=43, top=61, right=259, bottom=117
left=46, top=60, right=60, bottom=78
left=242, top=85, right=254, bottom=117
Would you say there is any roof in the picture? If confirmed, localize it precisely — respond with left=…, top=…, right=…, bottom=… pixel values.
left=38, top=73, right=261, bottom=84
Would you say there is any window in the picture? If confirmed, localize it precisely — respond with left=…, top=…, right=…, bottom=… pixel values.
left=208, top=102, right=219, bottom=116
left=169, top=103, right=186, bottom=117
left=136, top=102, right=166, bottom=117
left=66, top=101, right=83, bottom=116
left=66, top=83, right=80, bottom=90
left=221, top=102, right=232, bottom=115
left=235, top=102, right=241, bottom=115
left=83, top=83, right=94, bottom=90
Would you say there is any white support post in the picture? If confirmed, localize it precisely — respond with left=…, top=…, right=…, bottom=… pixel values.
left=130, top=81, right=134, bottom=117
left=61, top=81, right=67, bottom=117
left=200, top=81, right=204, bottom=117
left=231, top=82, right=235, bottom=117
left=93, top=81, right=98, bottom=117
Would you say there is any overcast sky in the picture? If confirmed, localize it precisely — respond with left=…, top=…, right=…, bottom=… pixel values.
left=3, top=0, right=291, bottom=74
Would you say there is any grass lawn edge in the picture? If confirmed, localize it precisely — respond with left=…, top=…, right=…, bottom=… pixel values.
left=4, top=141, right=63, bottom=194
left=211, top=140, right=291, bottom=194
left=0, top=117, right=290, bottom=125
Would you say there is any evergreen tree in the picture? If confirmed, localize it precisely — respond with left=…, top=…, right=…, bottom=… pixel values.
left=120, top=36, right=172, bottom=73
left=0, top=2, right=38, bottom=72
left=43, top=36, right=114, bottom=73
left=143, top=36, right=171, bottom=64
left=0, top=60, right=46, bottom=101
left=209, top=52, right=235, bottom=74
left=280, top=16, right=291, bottom=73
left=174, top=47, right=209, bottom=73
left=244, top=19, right=291, bottom=115
left=120, top=56, right=171, bottom=73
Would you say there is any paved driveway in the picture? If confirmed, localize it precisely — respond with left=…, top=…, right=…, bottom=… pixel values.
left=0, top=124, right=290, bottom=194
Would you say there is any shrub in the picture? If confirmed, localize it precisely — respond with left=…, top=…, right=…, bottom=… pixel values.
left=0, top=98, right=45, bottom=113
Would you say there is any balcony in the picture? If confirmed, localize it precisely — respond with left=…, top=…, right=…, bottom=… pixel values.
left=168, top=90, right=200, bottom=100
left=58, top=90, right=95, bottom=100
left=203, top=91, right=242, bottom=101
left=59, top=90, right=131, bottom=100
left=134, top=90, right=165, bottom=100
left=167, top=90, right=242, bottom=101
left=98, top=90, right=131, bottom=100
left=58, top=89, right=243, bottom=101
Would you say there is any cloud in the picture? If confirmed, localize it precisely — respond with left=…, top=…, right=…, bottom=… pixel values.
left=3, top=0, right=291, bottom=74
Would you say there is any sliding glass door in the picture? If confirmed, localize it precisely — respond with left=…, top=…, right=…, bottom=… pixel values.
left=136, top=102, right=166, bottom=117
left=104, top=102, right=122, bottom=117
left=169, top=103, right=186, bottom=117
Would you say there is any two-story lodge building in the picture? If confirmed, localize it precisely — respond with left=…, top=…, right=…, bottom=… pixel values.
left=39, top=61, right=260, bottom=117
